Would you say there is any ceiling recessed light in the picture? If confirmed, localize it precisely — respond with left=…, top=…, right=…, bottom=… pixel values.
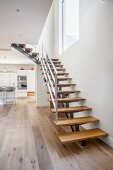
left=16, top=9, right=20, bottom=12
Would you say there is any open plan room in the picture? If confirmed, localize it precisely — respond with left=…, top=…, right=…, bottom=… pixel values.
left=0, top=0, right=113, bottom=170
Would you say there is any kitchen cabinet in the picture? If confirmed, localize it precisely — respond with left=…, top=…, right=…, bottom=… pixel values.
left=16, top=70, right=35, bottom=97
left=0, top=70, right=35, bottom=98
left=0, top=72, right=17, bottom=87
left=17, top=70, right=27, bottom=76
left=16, top=90, right=27, bottom=98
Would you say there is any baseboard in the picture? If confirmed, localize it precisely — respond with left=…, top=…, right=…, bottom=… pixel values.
left=101, top=136, right=113, bottom=148
left=35, top=99, right=49, bottom=107
left=35, top=103, right=50, bottom=107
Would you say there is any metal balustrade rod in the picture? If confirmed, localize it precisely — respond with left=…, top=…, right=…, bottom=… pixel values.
left=41, top=59, right=56, bottom=109
left=41, top=44, right=58, bottom=122
left=49, top=58, right=58, bottom=122
left=49, top=58, right=57, bottom=75
left=41, top=48, right=55, bottom=83
left=45, top=61, right=55, bottom=83
left=41, top=59, right=48, bottom=83
left=41, top=62, right=56, bottom=109
left=42, top=57, right=55, bottom=95
left=42, top=59, right=55, bottom=96
left=48, top=85, right=56, bottom=109
left=55, top=73, right=58, bottom=122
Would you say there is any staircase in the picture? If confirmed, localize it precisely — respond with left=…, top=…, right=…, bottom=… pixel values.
left=11, top=43, right=40, bottom=64
left=11, top=43, right=108, bottom=147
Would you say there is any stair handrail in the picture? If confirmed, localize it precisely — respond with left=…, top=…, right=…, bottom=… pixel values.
left=40, top=44, right=58, bottom=122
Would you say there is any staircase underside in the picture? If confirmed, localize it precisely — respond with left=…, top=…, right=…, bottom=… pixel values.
left=11, top=43, right=39, bottom=64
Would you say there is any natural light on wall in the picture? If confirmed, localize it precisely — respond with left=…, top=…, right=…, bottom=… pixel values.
left=59, top=0, right=79, bottom=54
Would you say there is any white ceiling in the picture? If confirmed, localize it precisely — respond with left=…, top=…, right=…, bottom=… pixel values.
left=0, top=0, right=52, bottom=64
left=0, top=0, right=52, bottom=49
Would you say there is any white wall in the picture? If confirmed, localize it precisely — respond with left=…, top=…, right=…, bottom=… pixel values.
left=39, top=0, right=113, bottom=147
left=52, top=0, right=113, bottom=147
left=35, top=4, right=54, bottom=107
left=0, top=49, right=34, bottom=64
left=39, top=3, right=54, bottom=58
left=0, top=64, right=34, bottom=72
left=53, top=0, right=59, bottom=56
left=39, top=0, right=113, bottom=148
left=35, top=65, right=49, bottom=107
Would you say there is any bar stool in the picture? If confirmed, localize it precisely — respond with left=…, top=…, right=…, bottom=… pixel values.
left=5, top=87, right=16, bottom=104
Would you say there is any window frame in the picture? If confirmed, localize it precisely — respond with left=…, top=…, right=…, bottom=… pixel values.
left=59, top=0, right=79, bottom=54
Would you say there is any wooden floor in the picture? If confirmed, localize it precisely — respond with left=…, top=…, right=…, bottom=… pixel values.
left=0, top=99, right=113, bottom=170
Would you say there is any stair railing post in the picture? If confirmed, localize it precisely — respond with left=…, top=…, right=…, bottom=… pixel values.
left=55, top=73, right=58, bottom=122
left=41, top=44, right=58, bottom=122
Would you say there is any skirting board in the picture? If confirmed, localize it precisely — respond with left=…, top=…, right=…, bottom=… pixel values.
left=35, top=103, right=49, bottom=107
left=102, top=136, right=113, bottom=148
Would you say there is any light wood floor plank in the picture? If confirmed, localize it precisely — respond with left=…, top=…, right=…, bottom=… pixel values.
left=0, top=99, right=113, bottom=170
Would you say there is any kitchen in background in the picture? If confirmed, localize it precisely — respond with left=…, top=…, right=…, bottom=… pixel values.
left=0, top=64, right=36, bottom=105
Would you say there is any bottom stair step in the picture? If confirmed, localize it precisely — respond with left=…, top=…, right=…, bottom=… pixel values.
left=58, top=128, right=108, bottom=144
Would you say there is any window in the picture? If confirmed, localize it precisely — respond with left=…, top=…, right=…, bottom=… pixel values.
left=59, top=0, right=79, bottom=54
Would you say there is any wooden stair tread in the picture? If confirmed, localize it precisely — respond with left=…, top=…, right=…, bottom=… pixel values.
left=25, top=48, right=32, bottom=53
left=32, top=52, right=37, bottom=55
left=18, top=44, right=25, bottom=48
left=25, top=48, right=32, bottom=50
left=49, top=64, right=63, bottom=67
left=52, top=61, right=61, bottom=63
left=58, top=128, right=108, bottom=144
left=51, top=58, right=59, bottom=61
left=52, top=68, right=65, bottom=71
left=42, top=72, right=69, bottom=76
left=57, top=73, right=69, bottom=76
left=50, top=97, right=85, bottom=103
left=32, top=52, right=37, bottom=54
left=51, top=78, right=72, bottom=81
left=54, top=116, right=99, bottom=126
left=49, top=61, right=61, bottom=64
left=52, top=106, right=92, bottom=113
left=57, top=90, right=80, bottom=94
left=32, top=53, right=37, bottom=57
left=47, top=90, right=80, bottom=94
left=53, top=83, right=76, bottom=87
left=57, top=77, right=72, bottom=81
left=55, top=65, right=63, bottom=67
